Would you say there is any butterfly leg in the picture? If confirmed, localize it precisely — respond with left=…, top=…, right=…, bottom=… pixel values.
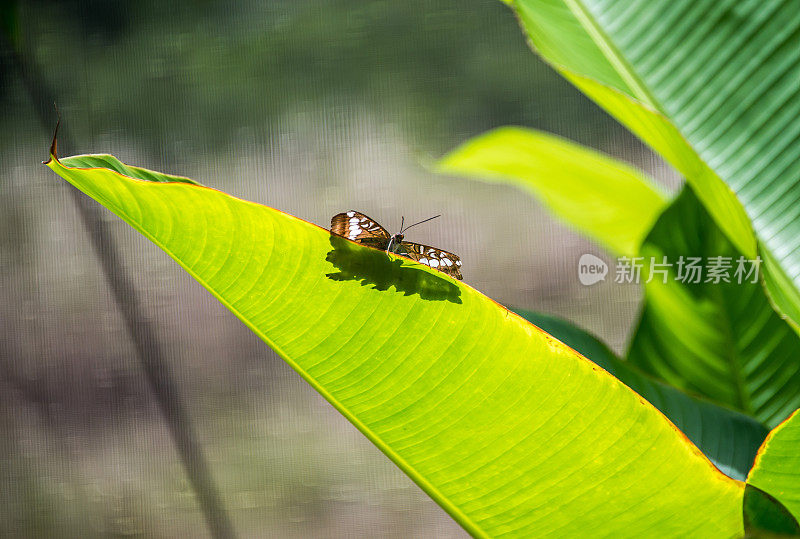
left=385, top=237, right=393, bottom=258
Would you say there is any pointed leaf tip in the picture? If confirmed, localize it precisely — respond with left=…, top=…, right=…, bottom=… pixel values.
left=43, top=104, right=60, bottom=165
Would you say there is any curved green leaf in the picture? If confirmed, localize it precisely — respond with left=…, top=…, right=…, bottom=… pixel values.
left=506, top=0, right=800, bottom=327
left=628, top=187, right=800, bottom=427
left=437, top=126, right=800, bottom=427
left=514, top=309, right=768, bottom=481
left=742, top=484, right=800, bottom=537
left=46, top=154, right=745, bottom=536
left=437, top=126, right=668, bottom=256
left=747, top=409, right=800, bottom=523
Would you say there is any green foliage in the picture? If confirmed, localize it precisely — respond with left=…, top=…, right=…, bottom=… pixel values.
left=506, top=0, right=800, bottom=329
left=440, top=126, right=800, bottom=428
left=39, top=0, right=800, bottom=534
left=437, top=126, right=668, bottom=256
left=742, top=485, right=800, bottom=537
left=748, top=410, right=800, bottom=523
left=513, top=309, right=767, bottom=481
left=629, top=188, right=800, bottom=427
left=47, top=154, right=746, bottom=537
left=435, top=0, right=800, bottom=532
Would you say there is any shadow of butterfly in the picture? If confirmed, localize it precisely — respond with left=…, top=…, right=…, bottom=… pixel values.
left=330, top=210, right=462, bottom=280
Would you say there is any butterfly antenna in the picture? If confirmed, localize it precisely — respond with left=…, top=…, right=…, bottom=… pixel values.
left=401, top=214, right=441, bottom=234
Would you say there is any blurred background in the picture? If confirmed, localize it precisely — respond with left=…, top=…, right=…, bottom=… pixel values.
left=1, top=1, right=681, bottom=537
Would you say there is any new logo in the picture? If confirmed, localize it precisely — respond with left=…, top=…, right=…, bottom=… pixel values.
left=578, top=254, right=608, bottom=286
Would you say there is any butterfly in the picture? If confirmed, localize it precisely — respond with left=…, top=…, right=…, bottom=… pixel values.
left=330, top=210, right=463, bottom=280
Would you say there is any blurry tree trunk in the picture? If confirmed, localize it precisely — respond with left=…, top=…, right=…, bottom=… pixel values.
left=1, top=29, right=237, bottom=539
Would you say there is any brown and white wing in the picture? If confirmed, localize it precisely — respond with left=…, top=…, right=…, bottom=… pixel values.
left=400, top=242, right=463, bottom=280
left=331, top=211, right=391, bottom=249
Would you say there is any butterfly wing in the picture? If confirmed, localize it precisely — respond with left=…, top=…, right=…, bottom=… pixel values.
left=400, top=241, right=463, bottom=280
left=331, top=212, right=462, bottom=279
left=331, top=211, right=391, bottom=249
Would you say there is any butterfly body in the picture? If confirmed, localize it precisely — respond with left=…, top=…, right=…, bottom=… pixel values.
left=330, top=210, right=463, bottom=279
left=387, top=233, right=404, bottom=254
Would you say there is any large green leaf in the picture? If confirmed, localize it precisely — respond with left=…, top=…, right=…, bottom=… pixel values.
left=437, top=126, right=668, bottom=256
left=46, top=154, right=746, bottom=536
left=747, top=409, right=800, bottom=523
left=628, top=187, right=800, bottom=427
left=437, top=126, right=800, bottom=427
left=513, top=309, right=768, bottom=481
left=506, top=0, right=800, bottom=327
